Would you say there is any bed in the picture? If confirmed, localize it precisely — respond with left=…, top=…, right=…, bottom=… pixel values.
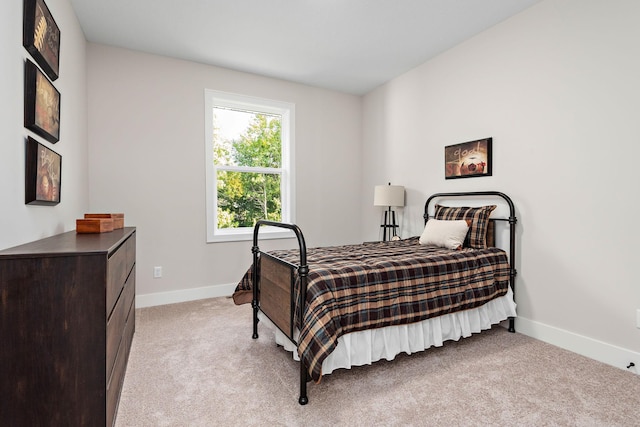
left=233, top=191, right=518, bottom=405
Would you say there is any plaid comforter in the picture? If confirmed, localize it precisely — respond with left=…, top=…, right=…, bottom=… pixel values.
left=234, top=237, right=511, bottom=382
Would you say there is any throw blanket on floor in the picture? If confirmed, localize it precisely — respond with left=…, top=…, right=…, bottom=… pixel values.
left=233, top=237, right=510, bottom=382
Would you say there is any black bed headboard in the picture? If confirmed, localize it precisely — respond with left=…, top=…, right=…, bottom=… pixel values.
left=424, top=191, right=515, bottom=223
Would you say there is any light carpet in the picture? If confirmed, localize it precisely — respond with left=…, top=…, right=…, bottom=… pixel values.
left=115, top=297, right=640, bottom=426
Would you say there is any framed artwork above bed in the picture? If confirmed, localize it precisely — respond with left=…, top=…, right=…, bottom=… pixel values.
left=445, top=137, right=492, bottom=179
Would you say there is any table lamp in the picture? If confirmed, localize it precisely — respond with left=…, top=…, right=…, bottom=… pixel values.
left=374, top=183, right=405, bottom=241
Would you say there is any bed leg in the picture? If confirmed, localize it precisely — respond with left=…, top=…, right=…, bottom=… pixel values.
left=252, top=300, right=259, bottom=339
left=251, top=243, right=260, bottom=339
left=508, top=316, right=515, bottom=333
left=298, top=361, right=309, bottom=405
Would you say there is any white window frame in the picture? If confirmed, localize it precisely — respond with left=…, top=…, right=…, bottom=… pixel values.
left=204, top=90, right=295, bottom=243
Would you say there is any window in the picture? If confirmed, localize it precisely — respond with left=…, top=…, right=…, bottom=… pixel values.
left=205, top=90, right=295, bottom=242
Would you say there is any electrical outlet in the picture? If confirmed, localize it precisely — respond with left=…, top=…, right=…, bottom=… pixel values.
left=153, top=266, right=162, bottom=278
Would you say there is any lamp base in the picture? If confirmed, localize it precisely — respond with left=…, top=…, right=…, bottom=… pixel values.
left=380, top=208, right=399, bottom=241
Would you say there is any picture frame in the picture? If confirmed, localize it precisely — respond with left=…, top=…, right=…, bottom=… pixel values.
left=24, top=60, right=61, bottom=144
left=444, top=137, right=493, bottom=179
left=23, top=0, right=60, bottom=81
left=25, top=137, right=62, bottom=205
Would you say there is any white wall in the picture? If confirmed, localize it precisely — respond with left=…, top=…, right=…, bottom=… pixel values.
left=86, top=44, right=362, bottom=304
left=0, top=0, right=88, bottom=250
left=362, top=0, right=640, bottom=367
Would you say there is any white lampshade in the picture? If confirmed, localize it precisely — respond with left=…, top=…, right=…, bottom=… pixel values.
left=374, top=184, right=405, bottom=207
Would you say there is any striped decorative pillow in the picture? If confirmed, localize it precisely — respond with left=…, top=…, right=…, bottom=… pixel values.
left=433, top=204, right=496, bottom=249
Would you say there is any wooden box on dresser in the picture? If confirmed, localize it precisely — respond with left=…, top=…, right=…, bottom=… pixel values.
left=0, top=227, right=136, bottom=426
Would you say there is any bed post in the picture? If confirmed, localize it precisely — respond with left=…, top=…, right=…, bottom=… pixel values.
left=298, top=264, right=309, bottom=405
left=507, top=211, right=517, bottom=333
left=498, top=191, right=518, bottom=333
left=251, top=229, right=261, bottom=340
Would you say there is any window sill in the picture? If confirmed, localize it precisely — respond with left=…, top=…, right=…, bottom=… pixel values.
left=207, top=227, right=295, bottom=243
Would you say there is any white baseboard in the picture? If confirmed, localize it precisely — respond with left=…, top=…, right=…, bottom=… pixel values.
left=515, top=316, right=639, bottom=376
left=135, top=283, right=236, bottom=308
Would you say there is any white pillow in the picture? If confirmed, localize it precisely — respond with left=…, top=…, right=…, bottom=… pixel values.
left=419, top=219, right=470, bottom=250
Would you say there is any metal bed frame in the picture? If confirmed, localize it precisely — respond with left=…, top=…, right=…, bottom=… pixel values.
left=250, top=191, right=517, bottom=405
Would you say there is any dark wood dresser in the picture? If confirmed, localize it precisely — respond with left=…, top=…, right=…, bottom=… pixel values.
left=0, top=227, right=136, bottom=426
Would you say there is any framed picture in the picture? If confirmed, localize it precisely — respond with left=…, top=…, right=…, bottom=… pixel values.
left=445, top=137, right=493, bottom=179
left=25, top=137, right=62, bottom=205
left=23, top=0, right=60, bottom=81
left=24, top=60, right=60, bottom=143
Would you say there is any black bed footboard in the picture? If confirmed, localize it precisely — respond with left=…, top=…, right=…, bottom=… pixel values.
left=251, top=220, right=310, bottom=405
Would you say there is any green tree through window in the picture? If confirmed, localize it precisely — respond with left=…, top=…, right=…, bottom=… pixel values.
left=214, top=110, right=282, bottom=228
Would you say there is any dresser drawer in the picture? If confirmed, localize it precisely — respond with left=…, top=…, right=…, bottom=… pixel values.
left=124, top=298, right=135, bottom=358
left=125, top=232, right=136, bottom=274
left=107, top=243, right=128, bottom=317
left=107, top=296, right=136, bottom=427
left=106, top=330, right=127, bottom=427
left=106, top=267, right=135, bottom=381
left=124, top=265, right=135, bottom=316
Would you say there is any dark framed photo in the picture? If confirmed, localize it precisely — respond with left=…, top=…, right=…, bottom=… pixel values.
left=25, top=137, right=62, bottom=205
left=445, top=137, right=492, bottom=179
left=23, top=0, right=60, bottom=81
left=24, top=60, right=60, bottom=143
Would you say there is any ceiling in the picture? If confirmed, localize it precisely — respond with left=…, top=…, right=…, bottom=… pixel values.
left=70, top=0, right=541, bottom=95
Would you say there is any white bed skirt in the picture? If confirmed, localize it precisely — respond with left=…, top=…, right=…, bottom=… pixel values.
left=259, top=287, right=517, bottom=376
